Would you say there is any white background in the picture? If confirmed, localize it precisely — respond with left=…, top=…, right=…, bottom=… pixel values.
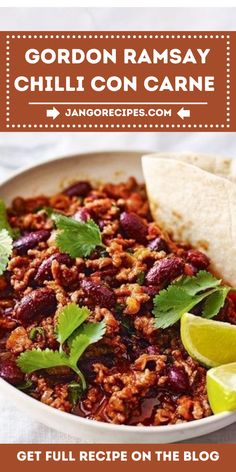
left=0, top=6, right=236, bottom=443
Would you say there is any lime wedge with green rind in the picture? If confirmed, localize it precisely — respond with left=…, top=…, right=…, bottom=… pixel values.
left=207, top=363, right=236, bottom=414
left=180, top=313, right=236, bottom=367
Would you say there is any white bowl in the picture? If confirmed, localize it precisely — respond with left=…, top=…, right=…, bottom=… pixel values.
left=1, top=151, right=236, bottom=443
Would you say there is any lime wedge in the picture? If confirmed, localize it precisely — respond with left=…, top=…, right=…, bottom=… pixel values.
left=207, top=363, right=236, bottom=414
left=180, top=313, right=236, bottom=367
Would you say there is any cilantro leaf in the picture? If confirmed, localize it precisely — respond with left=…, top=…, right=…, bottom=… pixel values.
left=202, top=287, right=230, bottom=319
left=51, top=213, right=103, bottom=258
left=0, top=199, right=19, bottom=239
left=153, top=286, right=216, bottom=329
left=16, top=346, right=88, bottom=387
left=67, top=320, right=106, bottom=351
left=0, top=229, right=13, bottom=275
left=17, top=348, right=68, bottom=373
left=17, top=380, right=33, bottom=391
left=42, top=206, right=54, bottom=217
left=29, top=327, right=44, bottom=341
left=68, top=321, right=106, bottom=388
left=57, top=304, right=90, bottom=346
left=153, top=270, right=228, bottom=329
left=76, top=319, right=106, bottom=344
left=137, top=271, right=145, bottom=285
left=68, top=382, right=83, bottom=406
left=69, top=334, right=91, bottom=366
left=17, top=308, right=106, bottom=390
left=174, top=270, right=221, bottom=296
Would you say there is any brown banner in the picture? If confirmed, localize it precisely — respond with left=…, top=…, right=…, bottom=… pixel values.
left=0, top=31, right=235, bottom=132
left=0, top=444, right=235, bottom=471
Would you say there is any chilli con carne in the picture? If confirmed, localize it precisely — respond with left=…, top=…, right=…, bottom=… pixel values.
left=0, top=177, right=235, bottom=426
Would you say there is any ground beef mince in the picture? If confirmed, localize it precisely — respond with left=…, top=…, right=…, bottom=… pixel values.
left=0, top=177, right=235, bottom=426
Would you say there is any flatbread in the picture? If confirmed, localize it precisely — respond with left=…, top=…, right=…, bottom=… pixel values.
left=142, top=156, right=236, bottom=286
left=142, top=152, right=236, bottom=182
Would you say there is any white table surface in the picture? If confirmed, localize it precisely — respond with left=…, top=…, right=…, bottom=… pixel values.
left=0, top=5, right=236, bottom=444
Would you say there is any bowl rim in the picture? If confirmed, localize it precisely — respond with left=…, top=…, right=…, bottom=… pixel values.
left=0, top=149, right=147, bottom=187
left=1, top=377, right=235, bottom=435
left=0, top=149, right=235, bottom=436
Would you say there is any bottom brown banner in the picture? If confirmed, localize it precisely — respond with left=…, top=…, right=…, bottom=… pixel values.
left=0, top=444, right=234, bottom=471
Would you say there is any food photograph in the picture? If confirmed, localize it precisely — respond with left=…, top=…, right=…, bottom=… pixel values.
left=1, top=147, right=236, bottom=444
left=0, top=4, right=236, bottom=455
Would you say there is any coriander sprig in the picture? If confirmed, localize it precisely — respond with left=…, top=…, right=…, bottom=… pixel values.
left=68, top=382, right=83, bottom=406
left=153, top=270, right=232, bottom=329
left=56, top=304, right=90, bottom=349
left=0, top=229, right=13, bottom=276
left=51, top=213, right=103, bottom=258
left=0, top=199, right=19, bottom=275
left=0, top=199, right=19, bottom=239
left=17, top=303, right=106, bottom=390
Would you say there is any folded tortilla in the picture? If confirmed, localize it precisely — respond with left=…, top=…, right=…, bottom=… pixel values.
left=142, top=155, right=236, bottom=286
left=142, top=152, right=236, bottom=182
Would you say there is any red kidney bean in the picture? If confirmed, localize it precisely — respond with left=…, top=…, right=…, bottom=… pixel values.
left=15, top=288, right=57, bottom=324
left=167, top=365, right=189, bottom=393
left=148, top=237, right=169, bottom=253
left=186, top=249, right=210, bottom=270
left=73, top=208, right=91, bottom=222
left=81, top=279, right=116, bottom=309
left=1, top=307, right=13, bottom=317
left=146, top=257, right=184, bottom=286
left=0, top=271, right=12, bottom=299
left=218, top=298, right=236, bottom=325
left=120, top=212, right=147, bottom=244
left=0, top=359, right=24, bottom=385
left=184, top=263, right=198, bottom=277
left=63, top=181, right=92, bottom=198
left=13, top=230, right=50, bottom=255
left=146, top=346, right=160, bottom=355
left=34, top=253, right=73, bottom=285
left=143, top=285, right=160, bottom=297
